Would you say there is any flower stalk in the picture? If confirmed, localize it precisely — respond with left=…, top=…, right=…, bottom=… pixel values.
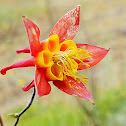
left=8, top=87, right=36, bottom=126
left=0, top=115, right=4, bottom=126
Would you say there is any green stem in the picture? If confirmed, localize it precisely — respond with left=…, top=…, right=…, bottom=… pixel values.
left=13, top=87, right=36, bottom=126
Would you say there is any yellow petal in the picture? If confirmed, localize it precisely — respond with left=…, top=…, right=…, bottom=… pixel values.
left=41, top=35, right=60, bottom=52
left=60, top=40, right=77, bottom=51
left=36, top=50, right=53, bottom=67
left=46, top=63, right=63, bottom=81
left=47, top=34, right=60, bottom=52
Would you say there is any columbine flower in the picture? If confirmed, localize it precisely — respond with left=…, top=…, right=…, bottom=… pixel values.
left=0, top=6, right=109, bottom=104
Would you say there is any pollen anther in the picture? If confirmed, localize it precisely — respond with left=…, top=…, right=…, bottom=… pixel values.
left=52, top=45, right=92, bottom=83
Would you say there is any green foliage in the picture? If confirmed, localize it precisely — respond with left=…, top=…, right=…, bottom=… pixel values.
left=5, top=84, right=126, bottom=126
left=94, top=85, right=126, bottom=126
left=6, top=102, right=85, bottom=126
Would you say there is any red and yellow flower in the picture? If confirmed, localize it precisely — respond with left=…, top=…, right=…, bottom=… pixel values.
left=0, top=6, right=109, bottom=104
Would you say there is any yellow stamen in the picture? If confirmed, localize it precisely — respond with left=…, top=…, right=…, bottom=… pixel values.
left=52, top=46, right=92, bottom=83
left=80, top=74, right=88, bottom=85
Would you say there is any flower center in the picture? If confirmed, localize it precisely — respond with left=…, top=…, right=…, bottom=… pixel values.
left=52, top=47, right=92, bottom=84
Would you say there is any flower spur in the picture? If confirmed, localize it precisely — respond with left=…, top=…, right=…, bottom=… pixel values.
left=0, top=6, right=109, bottom=104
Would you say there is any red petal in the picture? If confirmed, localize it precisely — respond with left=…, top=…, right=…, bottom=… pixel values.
left=16, top=39, right=47, bottom=54
left=0, top=57, right=35, bottom=75
left=16, top=47, right=30, bottom=54
left=23, top=16, right=41, bottom=56
left=49, top=5, right=80, bottom=43
left=22, top=80, right=35, bottom=91
left=53, top=76, right=94, bottom=103
left=35, top=67, right=51, bottom=97
left=76, top=44, right=109, bottom=70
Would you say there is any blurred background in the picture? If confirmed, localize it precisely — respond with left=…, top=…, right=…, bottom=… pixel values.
left=0, top=0, right=126, bottom=125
